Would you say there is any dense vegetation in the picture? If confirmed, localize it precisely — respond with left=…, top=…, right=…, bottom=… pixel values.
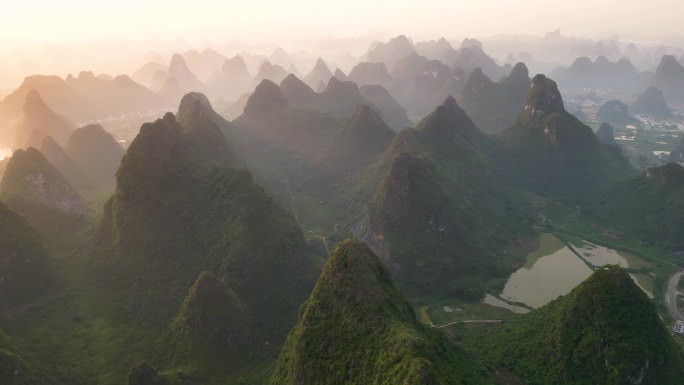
left=585, top=163, right=684, bottom=251
left=270, top=239, right=493, bottom=385
left=0, top=201, right=54, bottom=311
left=359, top=96, right=533, bottom=298
left=1, top=60, right=681, bottom=385
left=1, top=147, right=91, bottom=215
left=498, top=74, right=633, bottom=195
left=462, top=266, right=684, bottom=385
left=90, top=96, right=315, bottom=383
left=0, top=328, right=42, bottom=385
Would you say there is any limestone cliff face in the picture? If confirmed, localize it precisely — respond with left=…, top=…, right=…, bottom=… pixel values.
left=522, top=74, right=565, bottom=119
left=1, top=147, right=91, bottom=215
left=21, top=172, right=89, bottom=214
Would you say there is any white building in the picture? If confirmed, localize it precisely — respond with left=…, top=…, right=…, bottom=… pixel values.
left=674, top=320, right=684, bottom=334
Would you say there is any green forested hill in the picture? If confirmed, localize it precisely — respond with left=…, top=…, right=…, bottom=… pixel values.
left=1, top=147, right=91, bottom=215
left=463, top=266, right=684, bottom=385
left=0, top=201, right=54, bottom=312
left=498, top=74, right=633, bottom=195
left=86, top=95, right=316, bottom=383
left=269, top=239, right=494, bottom=385
left=356, top=96, right=532, bottom=299
left=585, top=162, right=684, bottom=250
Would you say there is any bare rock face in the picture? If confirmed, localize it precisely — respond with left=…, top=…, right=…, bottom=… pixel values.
left=0, top=147, right=91, bottom=215
left=523, top=74, right=565, bottom=119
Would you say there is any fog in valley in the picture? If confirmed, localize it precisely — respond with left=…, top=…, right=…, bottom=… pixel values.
left=2, top=2, right=684, bottom=385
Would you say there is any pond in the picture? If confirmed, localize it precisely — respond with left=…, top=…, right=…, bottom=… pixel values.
left=493, top=233, right=653, bottom=310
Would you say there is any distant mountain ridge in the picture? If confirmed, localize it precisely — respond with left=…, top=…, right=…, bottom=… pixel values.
left=0, top=73, right=166, bottom=133
left=460, top=63, right=530, bottom=134
left=13, top=89, right=74, bottom=149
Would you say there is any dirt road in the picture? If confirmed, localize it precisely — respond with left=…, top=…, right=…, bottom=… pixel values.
left=665, top=270, right=684, bottom=321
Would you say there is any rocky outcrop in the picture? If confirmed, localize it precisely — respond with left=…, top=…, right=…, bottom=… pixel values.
left=523, top=74, right=565, bottom=119
left=1, top=147, right=91, bottom=214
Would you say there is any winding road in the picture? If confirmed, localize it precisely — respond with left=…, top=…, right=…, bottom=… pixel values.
left=665, top=270, right=684, bottom=321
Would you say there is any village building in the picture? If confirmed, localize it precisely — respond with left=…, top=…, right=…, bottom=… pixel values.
left=673, top=320, right=684, bottom=334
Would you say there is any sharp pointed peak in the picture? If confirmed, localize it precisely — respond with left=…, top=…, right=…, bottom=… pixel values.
left=417, top=95, right=481, bottom=141
left=334, top=68, right=348, bottom=79
left=281, top=73, right=305, bottom=85
left=510, top=62, right=529, bottom=78
left=465, top=68, right=493, bottom=84
left=442, top=95, right=460, bottom=110
left=23, top=89, right=52, bottom=114
left=169, top=53, right=188, bottom=68
left=327, top=75, right=341, bottom=86
left=243, top=79, right=289, bottom=114
left=314, top=57, right=328, bottom=67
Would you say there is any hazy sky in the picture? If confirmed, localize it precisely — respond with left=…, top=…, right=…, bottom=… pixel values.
left=3, top=0, right=683, bottom=44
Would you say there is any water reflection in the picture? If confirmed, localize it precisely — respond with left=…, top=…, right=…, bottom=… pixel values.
left=496, top=233, right=653, bottom=310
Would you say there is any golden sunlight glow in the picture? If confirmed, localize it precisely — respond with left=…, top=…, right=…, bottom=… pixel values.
left=2, top=0, right=682, bottom=44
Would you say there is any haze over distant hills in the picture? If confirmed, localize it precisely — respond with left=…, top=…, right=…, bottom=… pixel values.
left=4, top=9, right=684, bottom=385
